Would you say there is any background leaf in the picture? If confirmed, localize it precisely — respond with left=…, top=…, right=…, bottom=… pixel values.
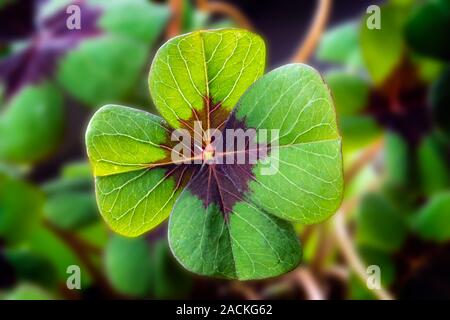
left=105, top=235, right=153, bottom=297
left=325, top=71, right=369, bottom=116
left=0, top=83, right=64, bottom=163
left=27, top=226, right=93, bottom=287
left=430, top=68, right=450, bottom=137
left=405, top=0, right=450, bottom=61
left=417, top=134, right=450, bottom=195
left=325, top=71, right=381, bottom=150
left=356, top=192, right=407, bottom=253
left=385, top=131, right=410, bottom=187
left=57, top=36, right=148, bottom=107
left=3, top=283, right=54, bottom=300
left=44, top=192, right=98, bottom=230
left=360, top=3, right=408, bottom=85
left=4, top=248, right=58, bottom=287
left=0, top=174, right=43, bottom=244
left=316, top=22, right=363, bottom=68
left=412, top=192, right=450, bottom=242
left=153, top=239, right=192, bottom=299
left=95, top=0, right=170, bottom=44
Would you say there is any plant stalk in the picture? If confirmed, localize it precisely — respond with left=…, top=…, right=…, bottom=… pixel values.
left=292, top=0, right=332, bottom=62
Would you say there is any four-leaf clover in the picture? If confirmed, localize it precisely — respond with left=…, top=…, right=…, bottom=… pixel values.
left=86, top=29, right=343, bottom=280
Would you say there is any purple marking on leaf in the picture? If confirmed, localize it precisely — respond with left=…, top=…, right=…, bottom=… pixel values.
left=186, top=113, right=270, bottom=220
left=0, top=0, right=103, bottom=99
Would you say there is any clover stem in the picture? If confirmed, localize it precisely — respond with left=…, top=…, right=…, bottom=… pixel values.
left=228, top=281, right=261, bottom=300
left=326, top=139, right=390, bottom=299
left=310, top=224, right=334, bottom=272
left=332, top=203, right=394, bottom=300
left=167, top=0, right=183, bottom=38
left=291, top=0, right=332, bottom=63
left=43, top=221, right=119, bottom=297
left=196, top=0, right=254, bottom=30
left=294, top=268, right=325, bottom=300
left=303, top=140, right=385, bottom=298
left=197, top=0, right=208, bottom=10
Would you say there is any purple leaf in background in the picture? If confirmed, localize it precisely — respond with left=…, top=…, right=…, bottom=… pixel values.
left=0, top=0, right=103, bottom=99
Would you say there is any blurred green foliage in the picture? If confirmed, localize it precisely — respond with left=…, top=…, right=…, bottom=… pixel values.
left=0, top=83, right=64, bottom=163
left=0, top=173, right=43, bottom=244
left=105, top=235, right=154, bottom=297
left=1, top=0, right=449, bottom=299
left=317, top=0, right=450, bottom=299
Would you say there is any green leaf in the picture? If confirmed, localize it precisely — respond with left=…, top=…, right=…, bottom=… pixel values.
left=235, top=64, right=343, bottom=224
left=360, top=3, right=408, bottom=85
left=57, top=35, right=148, bottom=107
left=61, top=161, right=92, bottom=179
left=149, top=28, right=266, bottom=129
left=44, top=192, right=98, bottom=230
left=0, top=83, right=64, bottom=163
left=325, top=71, right=369, bottom=116
left=86, top=105, right=184, bottom=236
left=316, top=22, right=363, bottom=67
left=153, top=239, right=192, bottom=299
left=43, top=162, right=93, bottom=195
left=42, top=161, right=98, bottom=230
left=28, top=226, right=92, bottom=287
left=356, top=193, right=407, bottom=253
left=413, top=54, right=445, bottom=83
left=42, top=177, right=92, bottom=195
left=431, top=68, right=450, bottom=137
left=324, top=70, right=381, bottom=149
left=77, top=222, right=109, bottom=249
left=413, top=192, right=450, bottom=242
left=95, top=0, right=170, bottom=44
left=105, top=235, right=153, bottom=297
left=417, top=134, right=450, bottom=195
left=0, top=174, right=43, bottom=244
left=96, top=168, right=184, bottom=236
left=4, top=249, right=58, bottom=287
left=405, top=0, right=450, bottom=61
left=86, top=105, right=171, bottom=176
left=181, top=0, right=196, bottom=32
left=169, top=189, right=302, bottom=280
left=339, top=115, right=381, bottom=150
left=385, top=131, right=410, bottom=187
left=40, top=0, right=169, bottom=46
left=4, top=283, right=54, bottom=300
